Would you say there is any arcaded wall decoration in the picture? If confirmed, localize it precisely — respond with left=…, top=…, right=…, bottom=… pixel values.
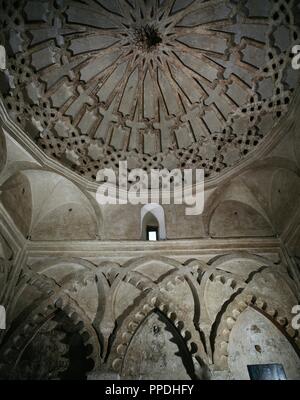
left=0, top=265, right=101, bottom=379
left=103, top=254, right=299, bottom=379
left=227, top=307, right=300, bottom=379
left=205, top=254, right=300, bottom=373
left=108, top=264, right=209, bottom=379
left=0, top=0, right=299, bottom=182
left=0, top=252, right=299, bottom=380
left=213, top=295, right=300, bottom=370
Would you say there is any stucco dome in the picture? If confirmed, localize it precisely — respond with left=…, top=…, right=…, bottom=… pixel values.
left=0, top=0, right=299, bottom=181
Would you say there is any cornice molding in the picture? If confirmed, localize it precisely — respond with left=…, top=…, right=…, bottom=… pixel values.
left=26, top=237, right=282, bottom=264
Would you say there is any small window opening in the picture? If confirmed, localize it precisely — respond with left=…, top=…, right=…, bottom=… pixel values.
left=141, top=204, right=166, bottom=241
left=147, top=226, right=158, bottom=241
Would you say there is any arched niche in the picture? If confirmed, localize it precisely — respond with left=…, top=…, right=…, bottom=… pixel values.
left=209, top=200, right=273, bottom=237
left=120, top=310, right=195, bottom=380
left=12, top=259, right=101, bottom=324
left=141, top=204, right=166, bottom=240
left=228, top=308, right=300, bottom=380
left=0, top=169, right=101, bottom=240
left=1, top=308, right=95, bottom=380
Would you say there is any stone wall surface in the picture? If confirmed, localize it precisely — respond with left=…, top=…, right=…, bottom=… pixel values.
left=0, top=249, right=299, bottom=380
left=0, top=0, right=299, bottom=380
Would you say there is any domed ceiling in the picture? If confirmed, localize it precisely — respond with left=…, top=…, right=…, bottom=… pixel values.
left=0, top=0, right=299, bottom=181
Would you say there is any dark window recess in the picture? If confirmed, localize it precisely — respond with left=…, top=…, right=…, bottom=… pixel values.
left=146, top=226, right=158, bottom=241
left=247, top=364, right=287, bottom=380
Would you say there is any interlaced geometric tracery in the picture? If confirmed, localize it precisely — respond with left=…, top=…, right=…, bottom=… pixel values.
left=0, top=0, right=299, bottom=180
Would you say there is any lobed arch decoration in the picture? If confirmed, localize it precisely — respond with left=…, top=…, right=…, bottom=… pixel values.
left=109, top=294, right=210, bottom=380
left=212, top=293, right=300, bottom=375
left=1, top=252, right=299, bottom=379
left=13, top=257, right=109, bottom=334
left=0, top=292, right=101, bottom=380
left=141, top=204, right=166, bottom=240
left=0, top=263, right=102, bottom=380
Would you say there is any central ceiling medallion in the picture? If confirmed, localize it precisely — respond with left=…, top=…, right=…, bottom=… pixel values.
left=134, top=24, right=162, bottom=51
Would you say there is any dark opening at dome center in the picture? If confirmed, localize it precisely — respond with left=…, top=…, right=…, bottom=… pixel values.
left=135, top=24, right=162, bottom=51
